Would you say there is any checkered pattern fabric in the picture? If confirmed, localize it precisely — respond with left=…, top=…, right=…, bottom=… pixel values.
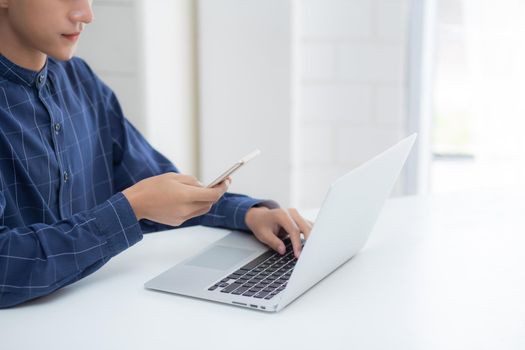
left=0, top=54, right=273, bottom=308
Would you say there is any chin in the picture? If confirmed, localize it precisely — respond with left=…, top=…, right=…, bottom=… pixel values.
left=47, top=47, right=77, bottom=62
left=52, top=52, right=75, bottom=61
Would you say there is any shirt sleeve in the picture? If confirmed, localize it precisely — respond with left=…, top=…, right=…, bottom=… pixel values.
left=0, top=192, right=142, bottom=309
left=102, top=80, right=279, bottom=234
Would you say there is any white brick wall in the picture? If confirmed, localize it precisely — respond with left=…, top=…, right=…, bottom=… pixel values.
left=301, top=0, right=372, bottom=39
left=335, top=126, right=405, bottom=164
left=297, top=0, right=410, bottom=209
left=301, top=84, right=371, bottom=123
left=338, top=43, right=406, bottom=82
left=300, top=43, right=336, bottom=80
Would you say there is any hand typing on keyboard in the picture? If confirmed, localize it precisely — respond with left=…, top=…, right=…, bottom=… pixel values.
left=208, top=239, right=300, bottom=300
left=244, top=207, right=313, bottom=259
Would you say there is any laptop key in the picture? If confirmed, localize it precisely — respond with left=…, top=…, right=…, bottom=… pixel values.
left=241, top=250, right=274, bottom=271
left=232, top=287, right=249, bottom=295
left=221, top=283, right=242, bottom=293
left=254, top=292, right=269, bottom=298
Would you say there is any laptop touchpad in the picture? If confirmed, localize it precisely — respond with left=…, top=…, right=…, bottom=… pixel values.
left=185, top=245, right=255, bottom=271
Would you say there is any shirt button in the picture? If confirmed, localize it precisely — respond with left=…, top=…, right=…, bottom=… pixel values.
left=54, top=123, right=62, bottom=132
left=63, top=171, right=69, bottom=183
left=38, top=74, right=44, bottom=84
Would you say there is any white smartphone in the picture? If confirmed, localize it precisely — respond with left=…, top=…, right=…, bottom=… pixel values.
left=207, top=149, right=261, bottom=188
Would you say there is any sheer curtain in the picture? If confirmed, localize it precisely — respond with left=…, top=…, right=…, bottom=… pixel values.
left=465, top=0, right=525, bottom=188
left=432, top=0, right=525, bottom=192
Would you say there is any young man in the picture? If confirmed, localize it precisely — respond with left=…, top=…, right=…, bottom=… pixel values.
left=0, top=0, right=312, bottom=308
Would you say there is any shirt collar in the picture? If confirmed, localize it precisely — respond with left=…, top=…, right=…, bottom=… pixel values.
left=0, top=54, right=49, bottom=88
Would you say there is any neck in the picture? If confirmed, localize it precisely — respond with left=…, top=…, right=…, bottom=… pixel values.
left=0, top=13, right=47, bottom=71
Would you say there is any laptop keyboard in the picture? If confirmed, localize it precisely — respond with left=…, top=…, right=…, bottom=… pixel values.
left=207, top=239, right=298, bottom=300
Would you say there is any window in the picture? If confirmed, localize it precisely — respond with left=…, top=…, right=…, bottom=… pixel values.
left=431, top=0, right=525, bottom=193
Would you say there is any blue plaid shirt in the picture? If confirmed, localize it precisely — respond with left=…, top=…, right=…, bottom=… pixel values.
left=0, top=54, right=274, bottom=308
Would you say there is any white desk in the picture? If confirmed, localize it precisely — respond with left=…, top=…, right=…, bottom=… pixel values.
left=2, top=191, right=524, bottom=349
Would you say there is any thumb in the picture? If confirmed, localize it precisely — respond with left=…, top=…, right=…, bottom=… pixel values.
left=212, top=177, right=231, bottom=194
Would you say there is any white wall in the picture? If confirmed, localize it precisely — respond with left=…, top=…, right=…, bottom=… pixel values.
left=197, top=0, right=295, bottom=206
left=76, top=0, right=198, bottom=175
left=139, top=0, right=198, bottom=175
left=78, top=0, right=414, bottom=210
left=75, top=0, right=144, bottom=131
left=297, top=0, right=411, bottom=208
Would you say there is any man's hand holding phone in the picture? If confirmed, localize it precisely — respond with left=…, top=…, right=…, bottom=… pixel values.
left=123, top=173, right=231, bottom=227
left=123, top=150, right=260, bottom=226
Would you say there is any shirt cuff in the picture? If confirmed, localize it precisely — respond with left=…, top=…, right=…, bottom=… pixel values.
left=92, top=192, right=143, bottom=257
left=235, top=198, right=280, bottom=231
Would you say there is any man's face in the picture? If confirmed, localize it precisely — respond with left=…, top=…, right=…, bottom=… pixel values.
left=3, top=0, right=94, bottom=61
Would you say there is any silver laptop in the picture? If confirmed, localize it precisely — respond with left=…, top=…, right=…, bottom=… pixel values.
left=145, top=134, right=417, bottom=312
